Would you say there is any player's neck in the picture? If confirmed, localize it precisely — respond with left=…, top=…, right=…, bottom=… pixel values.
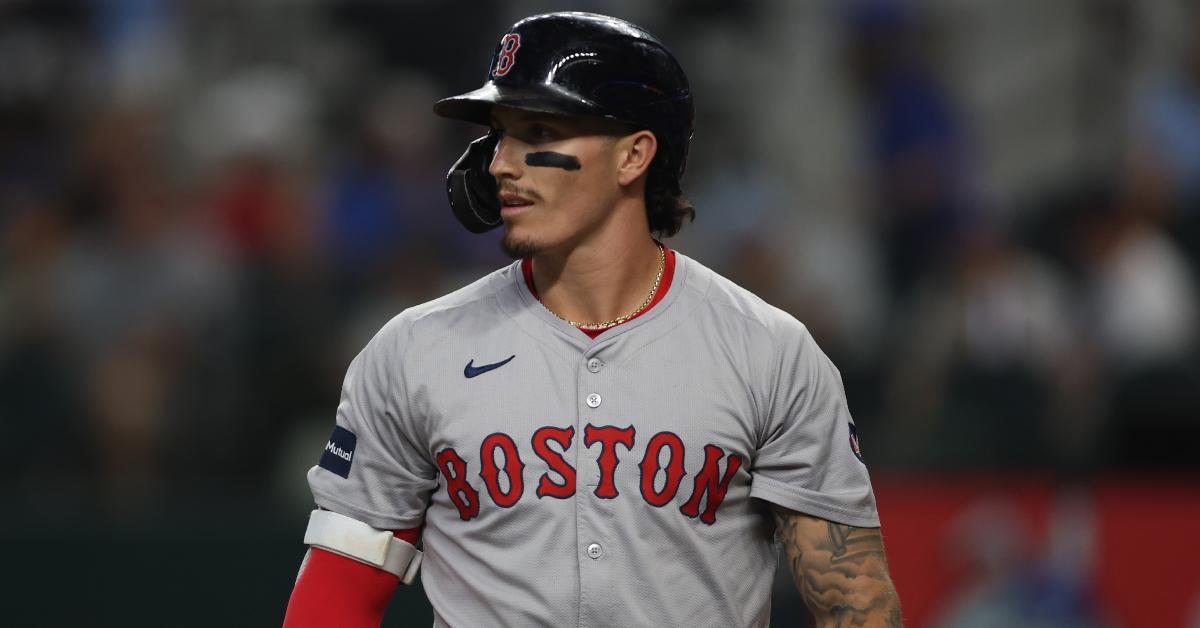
left=530, top=210, right=661, bottom=327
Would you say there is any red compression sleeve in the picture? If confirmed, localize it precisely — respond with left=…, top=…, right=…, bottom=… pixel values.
left=282, top=528, right=421, bottom=628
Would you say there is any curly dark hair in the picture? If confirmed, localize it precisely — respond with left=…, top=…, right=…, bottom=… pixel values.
left=644, top=150, right=695, bottom=238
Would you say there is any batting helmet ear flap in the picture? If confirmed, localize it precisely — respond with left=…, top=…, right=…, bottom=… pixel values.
left=446, top=132, right=502, bottom=233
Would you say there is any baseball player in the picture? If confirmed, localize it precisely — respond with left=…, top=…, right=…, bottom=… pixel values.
left=284, top=12, right=901, bottom=628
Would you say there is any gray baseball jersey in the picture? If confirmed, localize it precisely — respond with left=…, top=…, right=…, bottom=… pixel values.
left=308, top=250, right=879, bottom=627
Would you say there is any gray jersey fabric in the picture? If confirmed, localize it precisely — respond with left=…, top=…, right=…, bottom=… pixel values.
left=307, top=251, right=879, bottom=627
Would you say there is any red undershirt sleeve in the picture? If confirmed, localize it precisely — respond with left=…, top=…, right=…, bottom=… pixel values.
left=282, top=528, right=422, bottom=628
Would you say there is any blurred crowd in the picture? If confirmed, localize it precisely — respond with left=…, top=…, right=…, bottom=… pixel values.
left=1, top=0, right=1198, bottom=518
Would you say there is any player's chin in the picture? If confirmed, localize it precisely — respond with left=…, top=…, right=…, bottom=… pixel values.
left=499, top=228, right=543, bottom=260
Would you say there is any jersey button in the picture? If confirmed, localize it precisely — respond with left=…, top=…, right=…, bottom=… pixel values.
left=587, top=358, right=603, bottom=373
left=586, top=543, right=603, bottom=559
left=585, top=393, right=602, bottom=408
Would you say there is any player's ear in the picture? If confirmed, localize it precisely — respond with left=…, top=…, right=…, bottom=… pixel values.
left=615, top=130, right=657, bottom=187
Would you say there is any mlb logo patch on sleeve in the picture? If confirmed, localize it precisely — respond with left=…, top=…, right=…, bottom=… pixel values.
left=319, top=426, right=357, bottom=478
left=848, top=422, right=865, bottom=464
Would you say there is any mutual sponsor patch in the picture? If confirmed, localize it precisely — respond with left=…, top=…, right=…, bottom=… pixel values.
left=319, top=425, right=357, bottom=478
left=848, top=422, right=865, bottom=464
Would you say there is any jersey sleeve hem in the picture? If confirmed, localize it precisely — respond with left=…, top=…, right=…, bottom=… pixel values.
left=749, top=476, right=880, bottom=528
left=311, top=486, right=427, bottom=531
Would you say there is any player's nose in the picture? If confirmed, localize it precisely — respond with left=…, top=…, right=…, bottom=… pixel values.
left=488, top=134, right=523, bottom=180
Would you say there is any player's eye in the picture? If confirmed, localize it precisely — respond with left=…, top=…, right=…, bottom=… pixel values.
left=487, top=117, right=507, bottom=136
left=516, top=123, right=557, bottom=143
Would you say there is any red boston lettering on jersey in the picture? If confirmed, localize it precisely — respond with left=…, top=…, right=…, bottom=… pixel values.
left=583, top=424, right=635, bottom=499
left=478, top=433, right=525, bottom=508
left=531, top=426, right=577, bottom=499
left=436, top=448, right=480, bottom=520
left=493, top=33, right=521, bottom=77
left=680, top=444, right=743, bottom=525
left=438, top=425, right=745, bottom=522
left=639, top=431, right=687, bottom=507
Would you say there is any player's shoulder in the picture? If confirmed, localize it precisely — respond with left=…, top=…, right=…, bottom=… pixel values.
left=373, top=261, right=520, bottom=342
left=680, top=252, right=812, bottom=344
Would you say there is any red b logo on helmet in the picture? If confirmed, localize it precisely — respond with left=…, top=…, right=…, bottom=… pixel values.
left=493, top=34, right=521, bottom=77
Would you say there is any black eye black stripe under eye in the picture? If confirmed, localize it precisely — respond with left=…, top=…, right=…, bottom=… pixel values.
left=525, top=152, right=581, bottom=170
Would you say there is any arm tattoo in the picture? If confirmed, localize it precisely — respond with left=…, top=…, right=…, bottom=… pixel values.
left=773, top=507, right=903, bottom=627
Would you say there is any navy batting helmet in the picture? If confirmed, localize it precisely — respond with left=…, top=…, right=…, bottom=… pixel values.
left=435, top=12, right=694, bottom=233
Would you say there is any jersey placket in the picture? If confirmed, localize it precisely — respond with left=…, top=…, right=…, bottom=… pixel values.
left=575, top=343, right=617, bottom=627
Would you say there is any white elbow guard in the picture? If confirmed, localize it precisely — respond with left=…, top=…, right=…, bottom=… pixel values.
left=302, top=509, right=423, bottom=584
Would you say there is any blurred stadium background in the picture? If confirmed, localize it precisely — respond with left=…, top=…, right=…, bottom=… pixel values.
left=2, top=0, right=1199, bottom=626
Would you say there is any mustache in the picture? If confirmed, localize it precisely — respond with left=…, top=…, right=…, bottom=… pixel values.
left=497, top=181, right=540, bottom=202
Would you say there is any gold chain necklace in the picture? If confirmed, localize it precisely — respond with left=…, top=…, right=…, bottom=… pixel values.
left=537, top=243, right=665, bottom=331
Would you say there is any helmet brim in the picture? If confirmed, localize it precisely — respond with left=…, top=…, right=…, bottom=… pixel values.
left=433, top=82, right=606, bottom=127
